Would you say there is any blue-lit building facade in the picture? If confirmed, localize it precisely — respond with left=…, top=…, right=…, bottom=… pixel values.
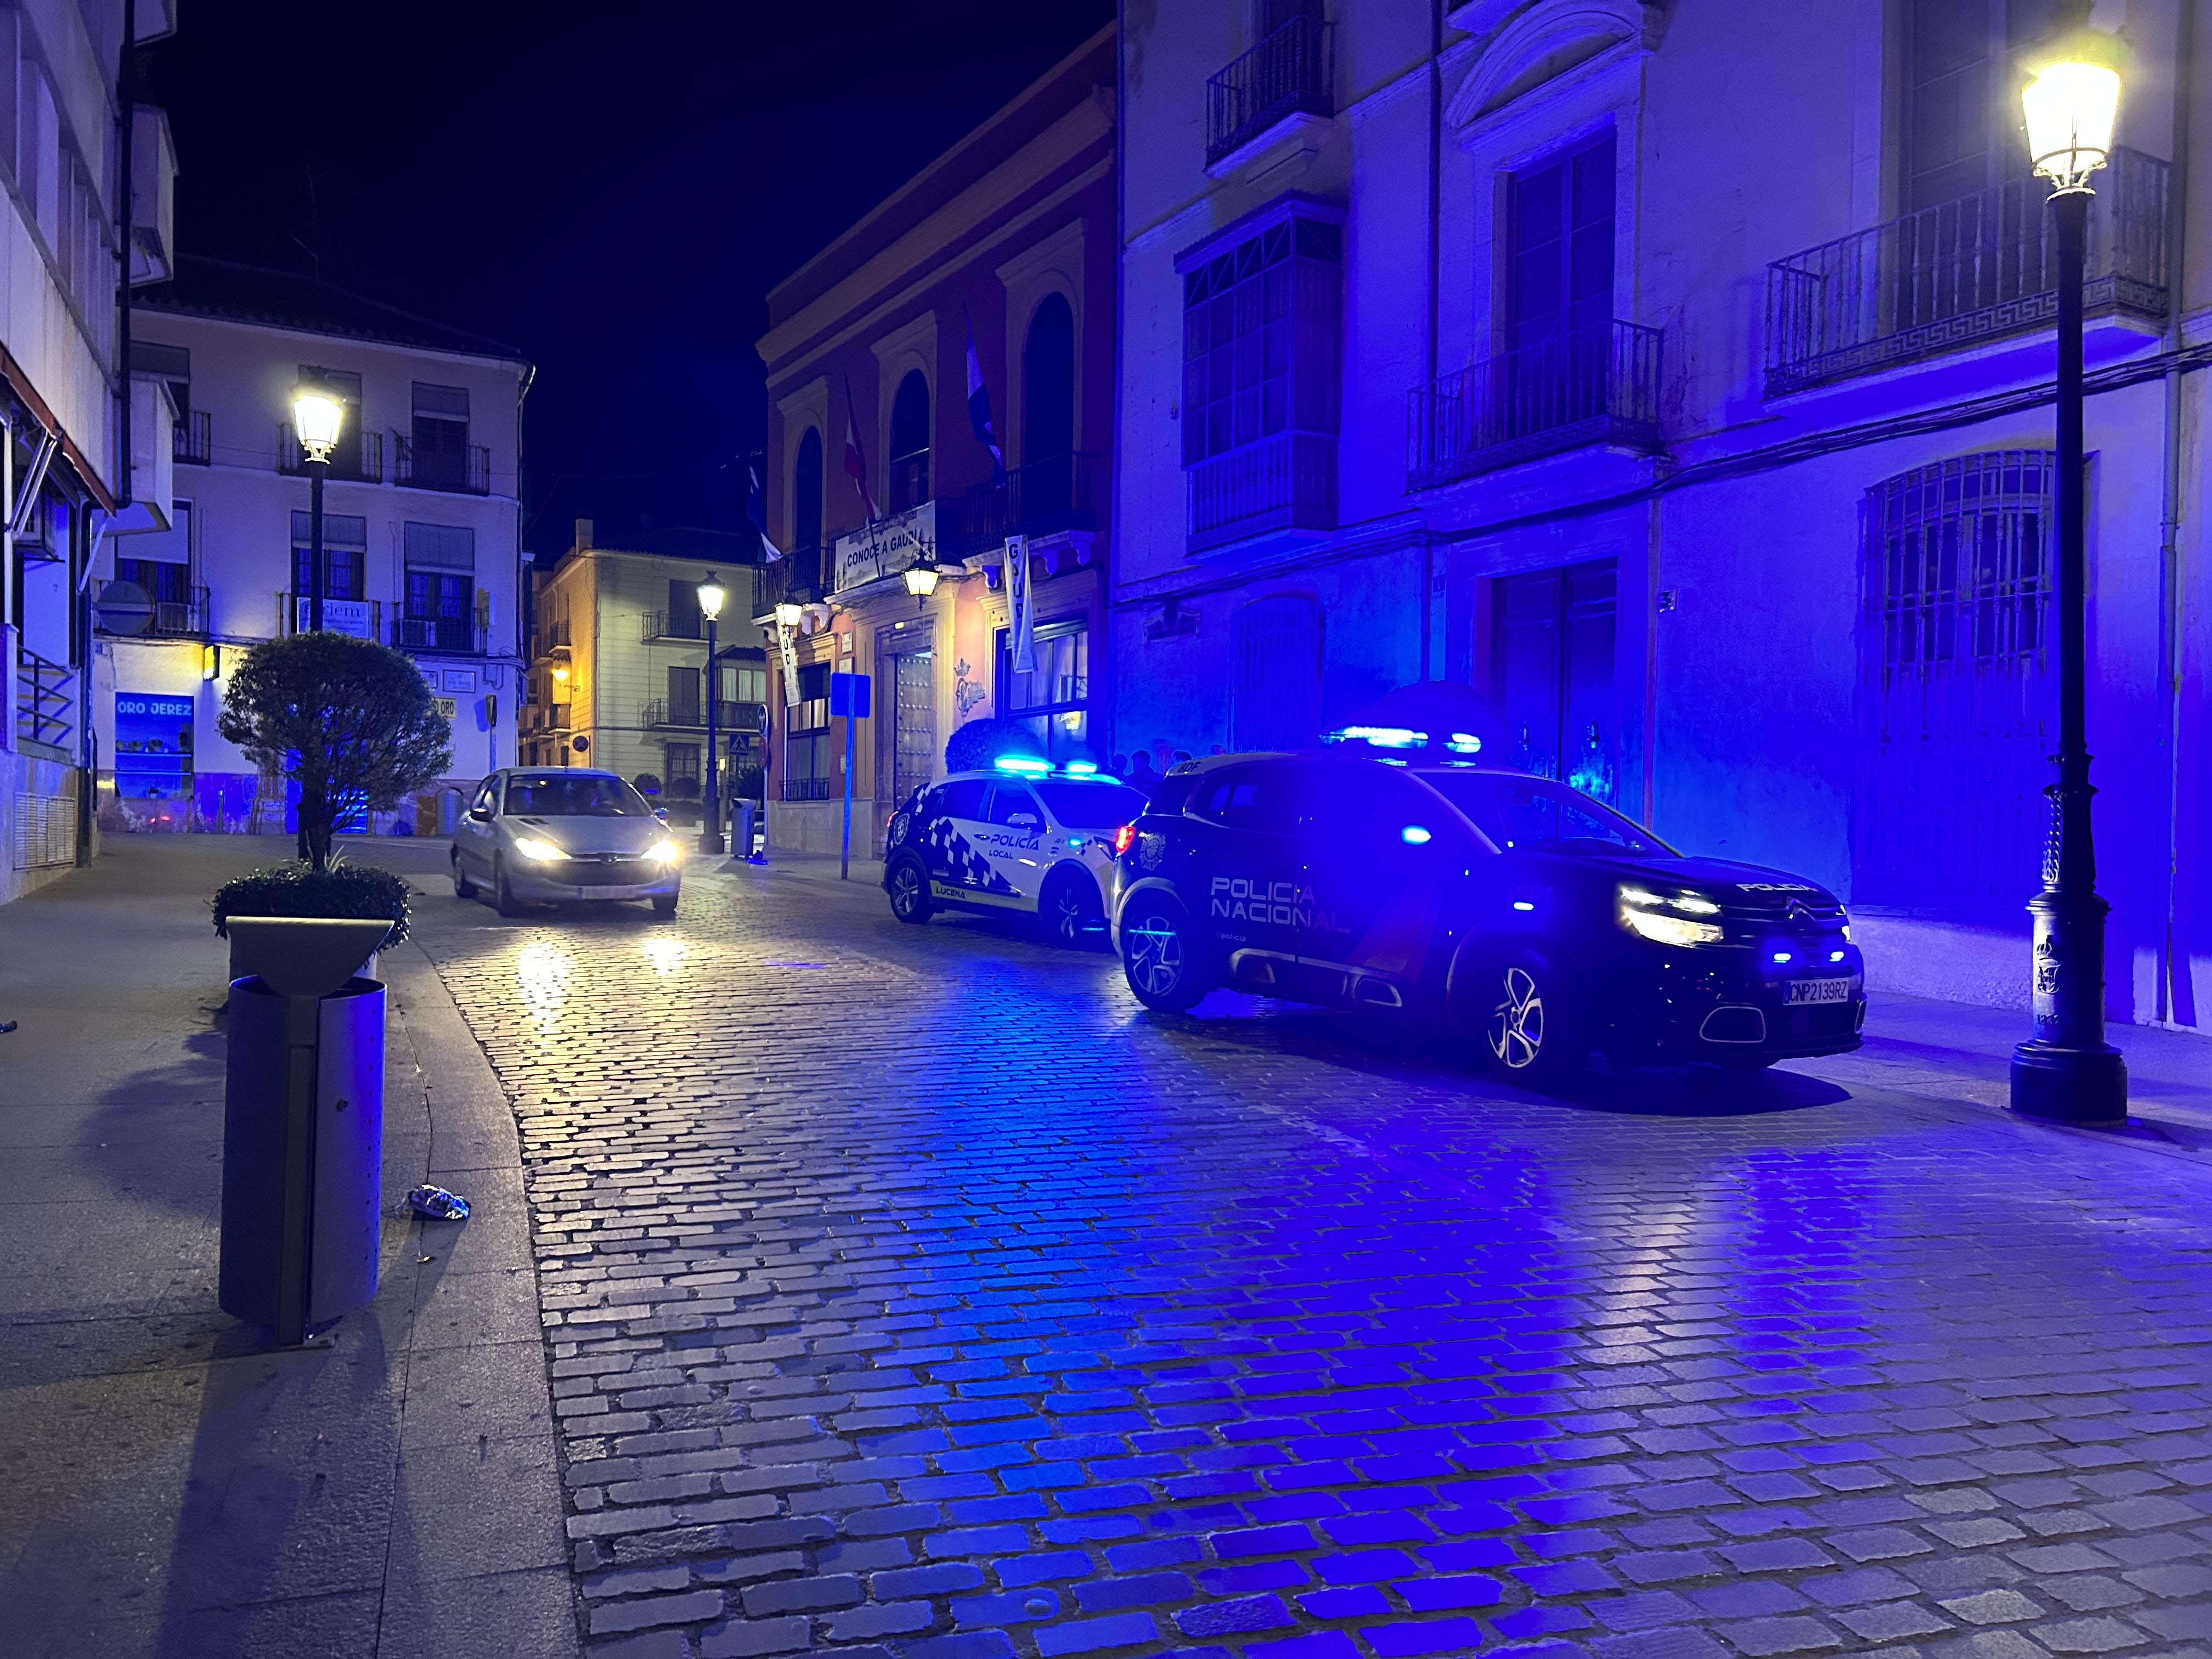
left=1110, top=0, right=2212, bottom=1030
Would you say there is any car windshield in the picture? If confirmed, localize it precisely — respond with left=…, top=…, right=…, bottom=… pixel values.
left=1033, top=780, right=1148, bottom=828
left=505, top=776, right=651, bottom=817
left=1418, top=771, right=1675, bottom=857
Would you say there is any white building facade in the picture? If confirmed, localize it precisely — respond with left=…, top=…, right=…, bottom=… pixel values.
left=97, top=259, right=531, bottom=837
left=0, top=0, right=179, bottom=902
left=1114, top=0, right=2212, bottom=1030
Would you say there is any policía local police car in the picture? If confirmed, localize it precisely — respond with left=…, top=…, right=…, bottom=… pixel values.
left=883, top=759, right=1150, bottom=945
left=1109, top=745, right=1866, bottom=1082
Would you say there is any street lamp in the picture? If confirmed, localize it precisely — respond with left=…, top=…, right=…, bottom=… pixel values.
left=698, top=572, right=727, bottom=856
left=2010, top=30, right=2128, bottom=1125
left=903, top=561, right=940, bottom=610
left=291, top=381, right=344, bottom=633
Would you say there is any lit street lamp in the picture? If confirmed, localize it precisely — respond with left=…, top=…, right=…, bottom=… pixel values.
left=903, top=560, right=940, bottom=608
left=2010, top=31, right=2128, bottom=1125
left=697, top=572, right=727, bottom=856
left=291, top=381, right=345, bottom=633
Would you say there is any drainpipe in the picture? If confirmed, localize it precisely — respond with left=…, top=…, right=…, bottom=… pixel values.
left=1419, top=0, right=1443, bottom=682
left=1109, top=2, right=1126, bottom=755
left=116, top=0, right=134, bottom=513
left=2156, top=0, right=2194, bottom=1025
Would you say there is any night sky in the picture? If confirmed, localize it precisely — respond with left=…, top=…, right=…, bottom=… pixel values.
left=141, top=1, right=1113, bottom=555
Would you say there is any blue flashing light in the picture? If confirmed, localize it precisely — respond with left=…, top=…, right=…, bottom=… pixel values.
left=1401, top=825, right=1432, bottom=845
left=1329, top=724, right=1429, bottom=749
left=1063, top=760, right=1099, bottom=775
left=1512, top=900, right=1535, bottom=912
left=1446, top=732, right=1483, bottom=754
left=1065, top=836, right=1085, bottom=849
left=1771, top=951, right=1794, bottom=964
left=994, top=755, right=1052, bottom=775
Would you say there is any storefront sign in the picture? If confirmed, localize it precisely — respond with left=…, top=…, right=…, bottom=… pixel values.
left=114, top=693, right=195, bottom=806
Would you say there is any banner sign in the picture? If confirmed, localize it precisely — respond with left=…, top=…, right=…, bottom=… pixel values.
left=1006, top=534, right=1034, bottom=673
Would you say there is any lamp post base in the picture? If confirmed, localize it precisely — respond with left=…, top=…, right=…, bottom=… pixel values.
left=2008, top=1041, right=2128, bottom=1125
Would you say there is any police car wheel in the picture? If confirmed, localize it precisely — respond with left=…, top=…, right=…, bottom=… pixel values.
left=1481, top=953, right=1585, bottom=1084
left=1040, top=871, right=1102, bottom=948
left=1120, top=899, right=1212, bottom=1013
left=452, top=850, right=476, bottom=900
left=888, top=855, right=933, bottom=924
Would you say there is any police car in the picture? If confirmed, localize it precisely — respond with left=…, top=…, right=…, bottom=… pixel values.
left=883, top=759, right=1150, bottom=945
left=1109, top=743, right=1865, bottom=1081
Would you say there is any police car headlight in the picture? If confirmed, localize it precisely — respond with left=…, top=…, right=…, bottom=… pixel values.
left=511, top=836, right=564, bottom=862
left=1618, top=884, right=1725, bottom=947
left=646, top=839, right=683, bottom=864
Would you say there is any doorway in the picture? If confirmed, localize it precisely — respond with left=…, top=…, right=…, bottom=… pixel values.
left=887, top=649, right=936, bottom=849
left=1492, top=558, right=1620, bottom=805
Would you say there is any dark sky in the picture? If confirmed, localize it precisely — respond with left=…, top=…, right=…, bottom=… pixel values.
left=142, top=1, right=1113, bottom=555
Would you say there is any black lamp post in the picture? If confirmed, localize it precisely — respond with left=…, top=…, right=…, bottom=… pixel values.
left=698, top=572, right=727, bottom=856
left=291, top=382, right=343, bottom=632
left=2010, top=36, right=2128, bottom=1125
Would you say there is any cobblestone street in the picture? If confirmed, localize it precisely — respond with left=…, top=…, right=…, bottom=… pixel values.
left=402, top=857, right=2212, bottom=1659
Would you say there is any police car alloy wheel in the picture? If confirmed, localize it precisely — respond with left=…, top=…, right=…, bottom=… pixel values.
left=1042, top=870, right=1102, bottom=947
left=1121, top=900, right=1212, bottom=1013
left=888, top=855, right=933, bottom=924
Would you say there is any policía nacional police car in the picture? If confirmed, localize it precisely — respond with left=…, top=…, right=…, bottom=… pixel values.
left=883, top=758, right=1150, bottom=945
left=1109, top=738, right=1866, bottom=1082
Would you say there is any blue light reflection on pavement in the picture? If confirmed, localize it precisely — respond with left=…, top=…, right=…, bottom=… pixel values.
left=421, top=877, right=2212, bottom=1659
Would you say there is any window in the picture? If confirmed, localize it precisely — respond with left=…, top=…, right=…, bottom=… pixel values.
left=1420, top=772, right=1667, bottom=857
left=1904, top=0, right=2063, bottom=210
left=1034, top=780, right=1147, bottom=829
left=664, top=743, right=702, bottom=794
left=1507, top=130, right=1616, bottom=351
left=399, top=524, right=475, bottom=651
left=725, top=663, right=768, bottom=706
left=292, top=511, right=368, bottom=602
left=1855, top=452, right=2054, bottom=913
left=667, top=665, right=702, bottom=723
left=1000, top=617, right=1090, bottom=765
left=1181, top=210, right=1341, bottom=467
left=793, top=427, right=825, bottom=579
left=798, top=662, right=831, bottom=702
left=1023, top=294, right=1076, bottom=466
left=505, top=774, right=651, bottom=816
left=889, top=370, right=930, bottom=512
left=985, top=785, right=1044, bottom=828
left=117, top=556, right=190, bottom=604
left=411, top=382, right=471, bottom=489
left=665, top=578, right=703, bottom=639
left=1492, top=559, right=1620, bottom=804
left=1231, top=594, right=1321, bottom=752
left=938, top=778, right=990, bottom=819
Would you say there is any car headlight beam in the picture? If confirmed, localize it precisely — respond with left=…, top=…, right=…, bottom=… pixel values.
left=646, top=839, right=683, bottom=864
left=1618, top=884, right=1726, bottom=947
left=511, top=836, right=564, bottom=862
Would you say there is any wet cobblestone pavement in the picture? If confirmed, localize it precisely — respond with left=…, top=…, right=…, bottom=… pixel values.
left=409, top=860, right=2212, bottom=1659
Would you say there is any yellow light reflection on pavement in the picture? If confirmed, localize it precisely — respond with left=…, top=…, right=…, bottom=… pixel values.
left=642, top=937, right=686, bottom=976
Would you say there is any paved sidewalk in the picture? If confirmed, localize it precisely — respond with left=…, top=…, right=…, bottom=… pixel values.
left=0, top=835, right=582, bottom=1658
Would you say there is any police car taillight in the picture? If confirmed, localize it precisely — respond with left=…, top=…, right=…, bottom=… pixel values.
left=1111, top=823, right=1137, bottom=856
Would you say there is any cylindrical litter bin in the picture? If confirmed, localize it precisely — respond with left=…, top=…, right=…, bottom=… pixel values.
left=219, top=973, right=386, bottom=1341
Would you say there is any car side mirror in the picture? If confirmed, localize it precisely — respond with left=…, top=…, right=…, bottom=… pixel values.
left=467, top=806, right=492, bottom=822
left=653, top=806, right=669, bottom=821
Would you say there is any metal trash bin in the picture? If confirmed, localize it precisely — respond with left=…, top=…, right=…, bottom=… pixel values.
left=217, top=917, right=392, bottom=1344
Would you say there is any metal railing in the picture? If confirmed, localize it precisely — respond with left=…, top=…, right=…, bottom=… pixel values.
left=950, top=452, right=1098, bottom=558
left=150, top=586, right=209, bottom=637
left=761, top=540, right=827, bottom=610
left=642, top=698, right=755, bottom=731
left=640, top=609, right=705, bottom=642
left=396, top=436, right=491, bottom=495
left=1766, top=147, right=2169, bottom=393
left=520, top=702, right=573, bottom=733
left=1188, top=430, right=1337, bottom=553
left=392, top=615, right=485, bottom=654
left=173, top=409, right=211, bottom=465
left=16, top=647, right=72, bottom=749
left=1207, top=14, right=1332, bottom=165
left=279, top=422, right=383, bottom=482
left=1407, top=320, right=1664, bottom=488
left=781, top=777, right=834, bottom=802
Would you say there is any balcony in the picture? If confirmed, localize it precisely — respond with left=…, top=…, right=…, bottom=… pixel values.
left=642, top=698, right=759, bottom=732
left=520, top=702, right=572, bottom=735
left=761, top=541, right=828, bottom=611
left=396, top=436, right=491, bottom=495
left=532, top=618, right=572, bottom=661
left=1188, top=430, right=1336, bottom=554
left=173, top=409, right=210, bottom=465
left=640, top=609, right=705, bottom=642
left=1207, top=14, right=1332, bottom=167
left=949, top=452, right=1098, bottom=559
left=1765, top=148, right=2170, bottom=394
left=1407, top=320, right=1664, bottom=488
left=392, top=614, right=486, bottom=655
left=97, top=585, right=210, bottom=639
left=279, top=423, right=383, bottom=483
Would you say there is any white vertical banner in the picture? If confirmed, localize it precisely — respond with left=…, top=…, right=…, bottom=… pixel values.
left=778, top=622, right=801, bottom=706
left=1006, top=534, right=1035, bottom=673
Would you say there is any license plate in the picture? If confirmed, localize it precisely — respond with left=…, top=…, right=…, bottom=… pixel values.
left=1785, top=977, right=1854, bottom=1006
left=576, top=885, right=633, bottom=899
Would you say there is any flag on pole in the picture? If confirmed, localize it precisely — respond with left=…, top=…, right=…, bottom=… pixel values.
left=842, top=378, right=878, bottom=521
left=748, top=464, right=785, bottom=562
left=964, top=311, right=1004, bottom=479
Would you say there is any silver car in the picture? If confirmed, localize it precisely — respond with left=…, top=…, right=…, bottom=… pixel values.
left=452, top=768, right=685, bottom=917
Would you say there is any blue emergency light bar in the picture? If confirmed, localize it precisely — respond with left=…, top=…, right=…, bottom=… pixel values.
left=992, top=755, right=1053, bottom=775
left=1325, top=725, right=1429, bottom=749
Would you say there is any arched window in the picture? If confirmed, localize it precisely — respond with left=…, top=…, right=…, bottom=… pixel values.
left=1023, top=294, right=1076, bottom=465
left=792, top=428, right=823, bottom=557
left=889, top=370, right=930, bottom=512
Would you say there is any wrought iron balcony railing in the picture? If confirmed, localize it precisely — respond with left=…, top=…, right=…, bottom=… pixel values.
left=279, top=423, right=383, bottom=482
left=1188, top=430, right=1337, bottom=554
left=761, top=540, right=827, bottom=611
left=16, top=647, right=72, bottom=749
left=949, top=452, right=1098, bottom=559
left=392, top=614, right=486, bottom=654
left=1407, top=319, right=1664, bottom=489
left=396, top=436, right=491, bottom=495
left=642, top=698, right=755, bottom=731
left=640, top=609, right=705, bottom=642
left=780, top=777, right=834, bottom=802
left=173, top=409, right=210, bottom=465
left=1765, top=147, right=2169, bottom=394
left=1207, top=14, right=1332, bottom=165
